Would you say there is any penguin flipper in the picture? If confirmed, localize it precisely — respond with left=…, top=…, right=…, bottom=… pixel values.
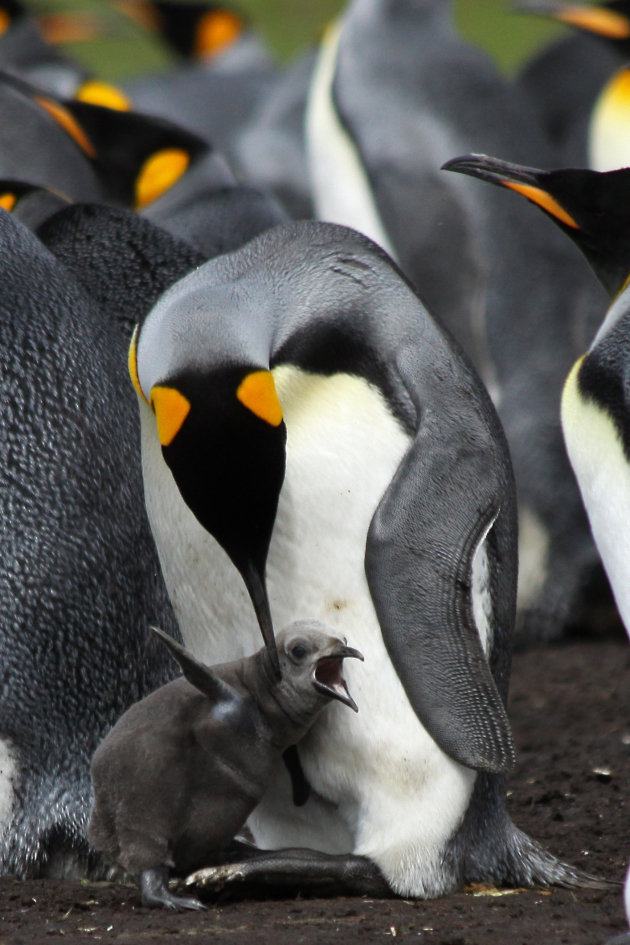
left=365, top=348, right=517, bottom=775
left=151, top=627, right=239, bottom=705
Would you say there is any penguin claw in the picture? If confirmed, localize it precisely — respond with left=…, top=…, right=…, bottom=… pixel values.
left=184, top=864, right=245, bottom=890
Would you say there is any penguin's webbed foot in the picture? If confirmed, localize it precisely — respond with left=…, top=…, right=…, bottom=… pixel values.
left=138, top=866, right=207, bottom=911
left=183, top=848, right=393, bottom=898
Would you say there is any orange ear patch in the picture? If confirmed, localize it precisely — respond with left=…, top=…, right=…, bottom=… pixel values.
left=237, top=371, right=283, bottom=426
left=0, top=192, right=16, bottom=212
left=134, top=148, right=190, bottom=210
left=196, top=9, right=242, bottom=58
left=151, top=385, right=191, bottom=446
left=503, top=181, right=579, bottom=230
left=0, top=9, right=10, bottom=35
left=35, top=95, right=96, bottom=158
left=75, top=80, right=131, bottom=112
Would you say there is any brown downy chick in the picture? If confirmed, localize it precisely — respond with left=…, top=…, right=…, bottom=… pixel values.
left=88, top=621, right=362, bottom=910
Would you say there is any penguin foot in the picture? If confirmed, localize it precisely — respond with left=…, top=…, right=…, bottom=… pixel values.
left=183, top=848, right=393, bottom=898
left=138, top=866, right=207, bottom=911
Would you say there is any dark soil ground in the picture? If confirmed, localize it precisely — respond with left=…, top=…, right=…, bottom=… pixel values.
left=1, top=637, right=628, bottom=945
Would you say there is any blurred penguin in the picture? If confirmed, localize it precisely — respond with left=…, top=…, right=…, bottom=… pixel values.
left=307, top=0, right=611, bottom=643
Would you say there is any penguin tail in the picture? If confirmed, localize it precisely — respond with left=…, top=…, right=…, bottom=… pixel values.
left=501, top=825, right=614, bottom=890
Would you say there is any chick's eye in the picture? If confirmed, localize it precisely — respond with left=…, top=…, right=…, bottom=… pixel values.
left=290, top=642, right=309, bottom=662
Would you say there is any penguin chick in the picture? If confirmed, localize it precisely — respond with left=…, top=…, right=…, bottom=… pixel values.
left=89, top=621, right=363, bottom=911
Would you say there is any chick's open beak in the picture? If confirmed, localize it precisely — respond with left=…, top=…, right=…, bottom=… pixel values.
left=313, top=644, right=363, bottom=713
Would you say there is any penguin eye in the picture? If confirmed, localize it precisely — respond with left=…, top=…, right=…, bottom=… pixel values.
left=289, top=641, right=310, bottom=663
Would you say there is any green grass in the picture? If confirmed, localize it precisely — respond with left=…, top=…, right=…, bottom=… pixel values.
left=29, top=0, right=567, bottom=80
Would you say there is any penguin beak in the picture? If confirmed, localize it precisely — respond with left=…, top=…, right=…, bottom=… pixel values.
left=243, top=561, right=282, bottom=681
left=441, top=153, right=580, bottom=230
left=442, top=153, right=541, bottom=190
left=313, top=644, right=363, bottom=713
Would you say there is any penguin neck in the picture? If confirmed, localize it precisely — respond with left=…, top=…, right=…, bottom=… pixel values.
left=240, top=650, right=320, bottom=751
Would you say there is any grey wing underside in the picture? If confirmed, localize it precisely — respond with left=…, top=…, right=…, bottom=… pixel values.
left=365, top=345, right=517, bottom=775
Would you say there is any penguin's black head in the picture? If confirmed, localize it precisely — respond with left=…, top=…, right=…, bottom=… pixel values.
left=142, top=2, right=245, bottom=61
left=152, top=364, right=286, bottom=576
left=443, top=152, right=630, bottom=298
left=130, top=326, right=286, bottom=677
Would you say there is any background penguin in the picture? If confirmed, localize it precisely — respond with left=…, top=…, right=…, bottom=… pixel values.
left=517, top=0, right=630, bottom=164
left=441, top=157, right=630, bottom=943
left=121, top=8, right=313, bottom=220
left=0, top=70, right=276, bottom=242
left=0, top=0, right=90, bottom=97
left=517, top=1, right=630, bottom=170
left=89, top=622, right=365, bottom=910
left=120, top=0, right=279, bottom=183
left=441, top=154, right=630, bottom=627
left=305, top=0, right=611, bottom=644
left=0, top=68, right=106, bottom=200
left=0, top=207, right=184, bottom=879
left=123, top=1, right=268, bottom=66
left=440, top=155, right=630, bottom=298
left=130, top=219, right=600, bottom=897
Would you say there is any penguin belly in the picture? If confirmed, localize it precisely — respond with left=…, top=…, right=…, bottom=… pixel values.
left=589, top=69, right=630, bottom=172
left=305, top=21, right=397, bottom=259
left=140, top=366, right=477, bottom=896
left=562, top=359, right=630, bottom=635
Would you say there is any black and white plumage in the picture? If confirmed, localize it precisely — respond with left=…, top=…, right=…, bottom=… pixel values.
left=130, top=219, right=593, bottom=897
left=305, top=0, right=611, bottom=644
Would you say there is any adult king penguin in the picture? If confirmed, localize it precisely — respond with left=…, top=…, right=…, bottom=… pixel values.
left=130, top=220, right=594, bottom=896
left=517, top=0, right=630, bottom=164
left=0, top=208, right=190, bottom=878
left=305, top=0, right=610, bottom=646
left=442, top=153, right=630, bottom=626
left=441, top=154, right=630, bottom=937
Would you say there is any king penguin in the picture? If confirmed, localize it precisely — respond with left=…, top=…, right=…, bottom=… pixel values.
left=129, top=219, right=599, bottom=897
left=0, top=207, right=194, bottom=879
left=305, top=0, right=610, bottom=644
left=517, top=0, right=630, bottom=164
left=442, top=154, right=630, bottom=627
left=440, top=154, right=630, bottom=937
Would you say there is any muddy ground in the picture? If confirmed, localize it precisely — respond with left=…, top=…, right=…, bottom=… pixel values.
left=1, top=636, right=628, bottom=945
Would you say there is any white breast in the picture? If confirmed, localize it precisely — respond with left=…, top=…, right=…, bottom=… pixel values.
left=562, top=360, right=630, bottom=639
left=140, top=367, right=477, bottom=896
left=305, top=20, right=397, bottom=259
left=589, top=67, right=630, bottom=171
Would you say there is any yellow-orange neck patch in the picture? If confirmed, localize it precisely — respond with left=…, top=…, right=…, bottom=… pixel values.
left=134, top=148, right=190, bottom=210
left=151, top=385, right=191, bottom=446
left=0, top=192, right=16, bottom=212
left=237, top=371, right=283, bottom=426
left=196, top=9, right=242, bottom=58
left=127, top=326, right=149, bottom=404
left=0, top=9, right=10, bottom=35
left=504, top=181, right=579, bottom=230
left=35, top=95, right=96, bottom=158
left=555, top=5, right=630, bottom=38
left=75, top=80, right=131, bottom=112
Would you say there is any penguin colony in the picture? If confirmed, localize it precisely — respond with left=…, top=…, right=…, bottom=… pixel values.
left=0, top=0, right=626, bottom=912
